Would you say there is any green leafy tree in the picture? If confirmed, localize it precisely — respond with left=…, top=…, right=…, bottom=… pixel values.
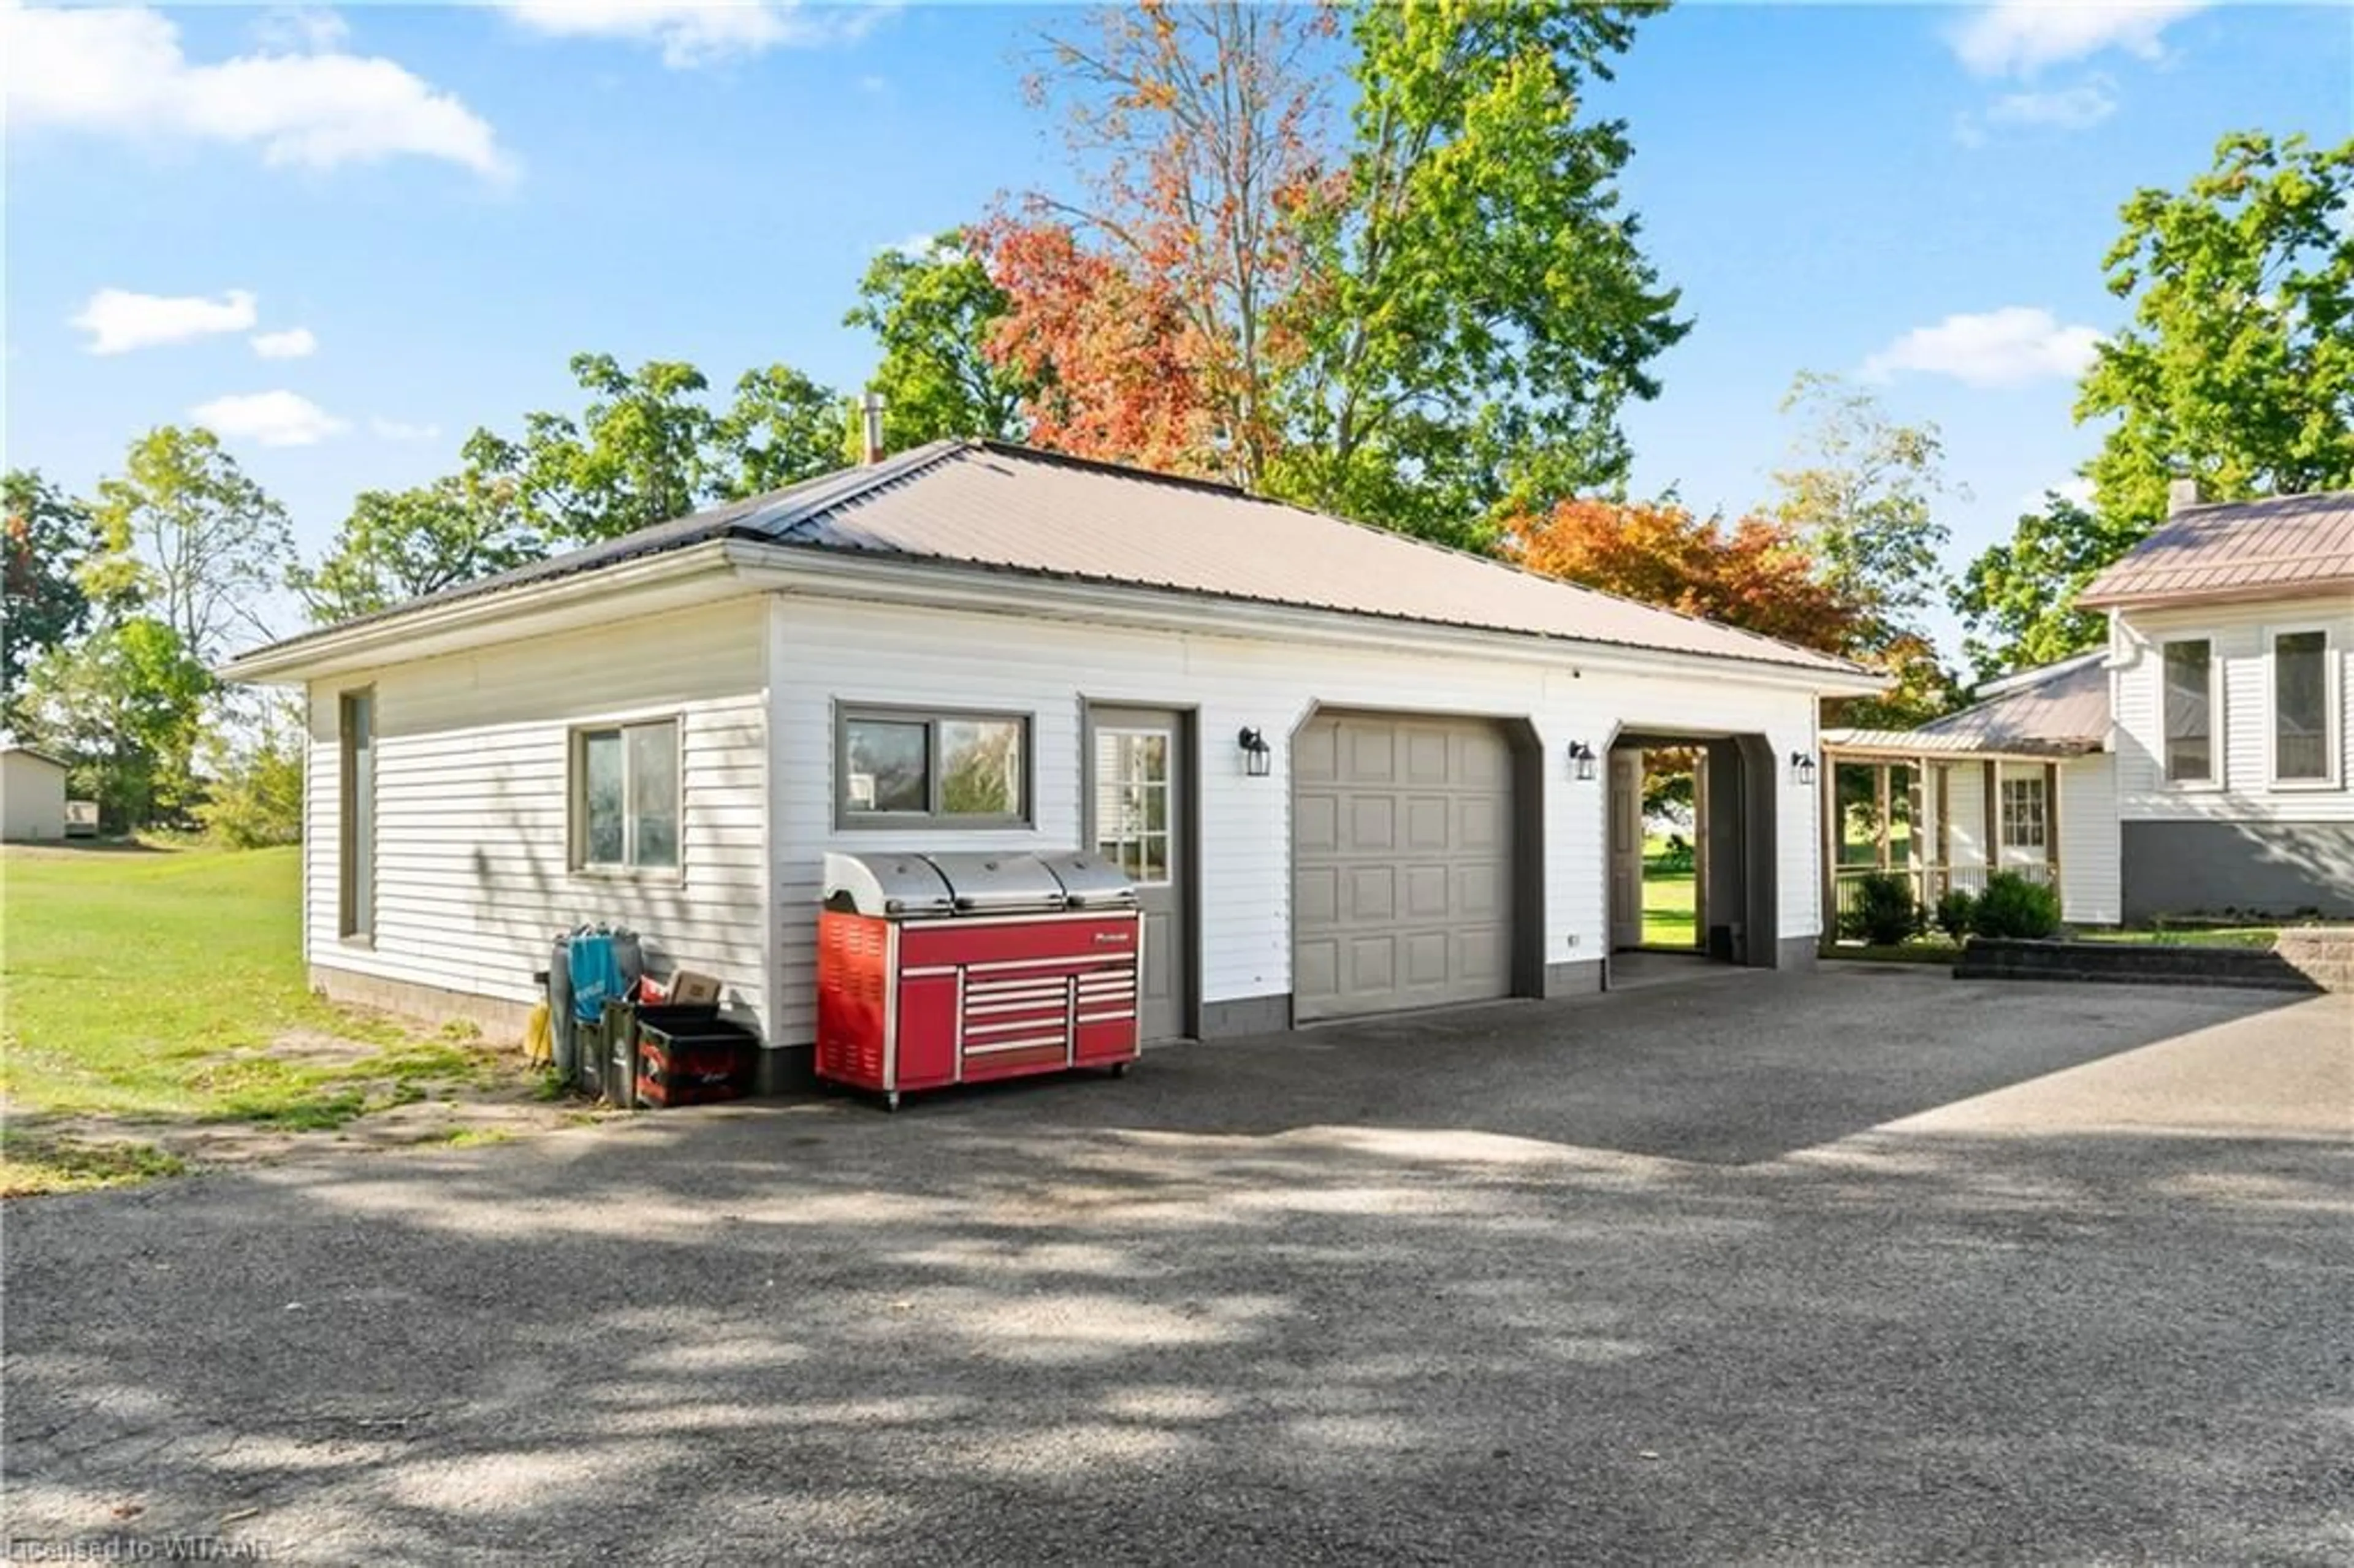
left=997, top=0, right=1686, bottom=547
left=1772, top=373, right=1961, bottom=726
left=481, top=353, right=848, bottom=543
left=2079, top=131, right=2354, bottom=530
left=1281, top=0, right=1686, bottom=544
left=289, top=454, right=543, bottom=625
left=19, top=616, right=210, bottom=830
left=845, top=233, right=1032, bottom=449
left=4, top=469, right=97, bottom=727
left=194, top=695, right=305, bottom=847
left=718, top=364, right=850, bottom=496
left=1950, top=492, right=2140, bottom=682
left=87, top=427, right=294, bottom=662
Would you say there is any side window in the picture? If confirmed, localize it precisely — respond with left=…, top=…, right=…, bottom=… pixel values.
left=2272, top=630, right=2334, bottom=784
left=1998, top=775, right=2046, bottom=851
left=339, top=690, right=375, bottom=939
left=574, top=719, right=680, bottom=870
left=2162, top=639, right=2215, bottom=785
left=837, top=708, right=1030, bottom=827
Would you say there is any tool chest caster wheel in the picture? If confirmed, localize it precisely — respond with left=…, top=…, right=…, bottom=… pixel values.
left=883, top=1091, right=901, bottom=1112
left=1108, top=1062, right=1131, bottom=1079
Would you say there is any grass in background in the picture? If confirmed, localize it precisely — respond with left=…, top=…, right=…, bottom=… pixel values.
left=1641, top=833, right=1697, bottom=949
left=4, top=843, right=507, bottom=1194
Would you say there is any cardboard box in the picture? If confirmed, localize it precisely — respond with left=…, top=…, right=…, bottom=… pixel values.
left=668, top=970, right=722, bottom=1007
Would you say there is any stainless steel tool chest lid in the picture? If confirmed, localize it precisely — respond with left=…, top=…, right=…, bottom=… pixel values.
left=1036, top=851, right=1140, bottom=909
left=920, top=851, right=1068, bottom=913
left=823, top=851, right=955, bottom=918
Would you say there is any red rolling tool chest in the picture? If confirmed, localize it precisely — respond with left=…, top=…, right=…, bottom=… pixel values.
left=817, top=851, right=1142, bottom=1109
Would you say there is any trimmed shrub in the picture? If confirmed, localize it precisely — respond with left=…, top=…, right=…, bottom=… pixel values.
left=1934, top=888, right=1977, bottom=942
left=1840, top=872, right=1923, bottom=946
left=1971, top=872, right=2062, bottom=939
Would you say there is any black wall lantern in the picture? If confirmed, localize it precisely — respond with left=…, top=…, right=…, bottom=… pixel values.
left=1238, top=726, right=1273, bottom=777
left=1567, top=740, right=1599, bottom=782
left=1791, top=750, right=1819, bottom=788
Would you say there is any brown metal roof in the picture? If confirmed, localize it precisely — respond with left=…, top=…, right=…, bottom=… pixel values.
left=240, top=439, right=1868, bottom=678
left=2078, top=490, right=2354, bottom=608
left=1824, top=651, right=2111, bottom=758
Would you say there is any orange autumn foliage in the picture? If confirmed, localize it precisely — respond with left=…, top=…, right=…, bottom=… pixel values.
left=1510, top=498, right=1868, bottom=656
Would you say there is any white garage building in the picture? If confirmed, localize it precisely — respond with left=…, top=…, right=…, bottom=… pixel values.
left=223, top=441, right=1880, bottom=1086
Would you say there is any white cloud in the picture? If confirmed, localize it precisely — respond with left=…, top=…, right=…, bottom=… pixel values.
left=882, top=231, right=956, bottom=260
left=1984, top=74, right=2118, bottom=131
left=191, top=390, right=349, bottom=447
left=251, top=6, right=350, bottom=53
left=1949, top=1, right=2206, bottom=77
left=71, top=287, right=257, bottom=354
left=504, top=1, right=888, bottom=69
left=3, top=2, right=512, bottom=180
left=250, top=327, right=318, bottom=360
left=369, top=416, right=442, bottom=442
left=1861, top=307, right=2102, bottom=389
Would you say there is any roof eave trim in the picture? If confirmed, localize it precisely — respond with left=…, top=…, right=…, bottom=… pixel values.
left=2079, top=574, right=2354, bottom=612
left=216, top=540, right=741, bottom=683
left=726, top=541, right=1891, bottom=694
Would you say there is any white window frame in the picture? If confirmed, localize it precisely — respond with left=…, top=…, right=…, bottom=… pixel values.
left=1998, top=774, right=2047, bottom=853
left=571, top=716, right=684, bottom=877
left=2264, top=623, right=2341, bottom=791
left=2158, top=636, right=2224, bottom=791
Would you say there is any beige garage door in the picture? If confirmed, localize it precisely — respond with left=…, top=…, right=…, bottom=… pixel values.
left=1292, top=712, right=1514, bottom=1022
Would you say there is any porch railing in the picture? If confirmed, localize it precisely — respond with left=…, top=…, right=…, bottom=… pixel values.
left=1831, top=861, right=2057, bottom=925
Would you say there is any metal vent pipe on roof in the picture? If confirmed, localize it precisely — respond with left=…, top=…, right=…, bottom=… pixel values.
left=861, top=390, right=887, bottom=466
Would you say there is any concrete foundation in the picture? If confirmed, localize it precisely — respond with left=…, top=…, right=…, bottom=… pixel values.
left=2121, top=820, right=2354, bottom=921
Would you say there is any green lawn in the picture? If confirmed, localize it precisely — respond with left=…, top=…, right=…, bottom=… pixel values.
left=3, top=843, right=511, bottom=1193
left=1641, top=837, right=1697, bottom=950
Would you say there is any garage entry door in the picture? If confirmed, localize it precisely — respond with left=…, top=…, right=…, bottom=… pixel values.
left=1292, top=712, right=1515, bottom=1022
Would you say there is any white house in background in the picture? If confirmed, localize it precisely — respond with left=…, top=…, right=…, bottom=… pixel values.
left=222, top=440, right=1881, bottom=1087
left=1825, top=484, right=2354, bottom=927
left=1, top=747, right=69, bottom=842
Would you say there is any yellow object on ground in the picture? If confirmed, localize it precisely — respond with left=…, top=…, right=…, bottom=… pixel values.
left=524, top=1001, right=553, bottom=1067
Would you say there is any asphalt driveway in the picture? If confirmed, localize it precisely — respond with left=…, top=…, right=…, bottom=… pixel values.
left=5, top=969, right=2349, bottom=1565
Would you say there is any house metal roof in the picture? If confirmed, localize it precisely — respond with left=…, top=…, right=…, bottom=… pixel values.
left=2078, top=490, right=2354, bottom=609
left=1824, top=650, right=2111, bottom=759
left=235, top=440, right=1868, bottom=678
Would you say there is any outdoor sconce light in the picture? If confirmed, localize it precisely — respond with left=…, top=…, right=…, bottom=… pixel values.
left=1791, top=750, right=1819, bottom=788
left=1567, top=740, right=1599, bottom=782
left=1238, top=726, right=1273, bottom=777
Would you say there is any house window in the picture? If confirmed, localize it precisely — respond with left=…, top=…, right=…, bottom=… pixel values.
left=2162, top=639, right=2217, bottom=785
left=574, top=719, right=680, bottom=870
left=338, top=690, right=375, bottom=940
left=1999, top=775, right=2047, bottom=852
left=838, top=707, right=1030, bottom=826
left=2272, top=629, right=2334, bottom=784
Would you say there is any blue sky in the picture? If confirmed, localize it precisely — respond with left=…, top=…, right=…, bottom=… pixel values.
left=7, top=2, right=2350, bottom=655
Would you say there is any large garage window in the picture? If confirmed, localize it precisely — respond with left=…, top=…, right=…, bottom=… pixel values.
left=838, top=707, right=1030, bottom=827
left=574, top=718, right=680, bottom=871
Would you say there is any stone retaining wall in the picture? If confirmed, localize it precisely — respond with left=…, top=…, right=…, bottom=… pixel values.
left=1954, top=932, right=2352, bottom=993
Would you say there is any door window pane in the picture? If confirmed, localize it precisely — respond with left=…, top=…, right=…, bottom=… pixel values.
left=939, top=718, right=1023, bottom=816
left=582, top=731, right=626, bottom=864
left=2275, top=631, right=2329, bottom=780
left=1094, top=727, right=1172, bottom=885
left=2163, top=641, right=2213, bottom=783
left=845, top=718, right=929, bottom=815
left=629, top=723, right=679, bottom=867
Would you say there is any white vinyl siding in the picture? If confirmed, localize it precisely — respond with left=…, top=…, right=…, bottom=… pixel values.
left=766, top=594, right=1826, bottom=1046
left=2058, top=753, right=2120, bottom=924
left=2114, top=599, right=2354, bottom=824
left=305, top=598, right=770, bottom=1030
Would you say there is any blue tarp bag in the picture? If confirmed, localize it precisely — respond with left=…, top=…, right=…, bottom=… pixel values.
left=568, top=931, right=627, bottom=1024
